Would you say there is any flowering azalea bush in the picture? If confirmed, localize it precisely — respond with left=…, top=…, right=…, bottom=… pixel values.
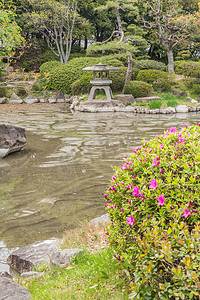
left=104, top=124, right=200, bottom=298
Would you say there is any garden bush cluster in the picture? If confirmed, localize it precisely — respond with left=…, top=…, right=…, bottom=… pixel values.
left=174, top=61, right=200, bottom=78
left=124, top=81, right=153, bottom=98
left=104, top=124, right=200, bottom=299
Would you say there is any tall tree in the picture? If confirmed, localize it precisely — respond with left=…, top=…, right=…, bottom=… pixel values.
left=87, top=0, right=148, bottom=89
left=26, top=0, right=78, bottom=64
left=141, top=0, right=191, bottom=73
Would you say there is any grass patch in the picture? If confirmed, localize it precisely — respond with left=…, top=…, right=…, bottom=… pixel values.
left=18, top=220, right=129, bottom=299
left=20, top=248, right=128, bottom=300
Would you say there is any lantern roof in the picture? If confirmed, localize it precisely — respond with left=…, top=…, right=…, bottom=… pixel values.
left=82, top=62, right=120, bottom=72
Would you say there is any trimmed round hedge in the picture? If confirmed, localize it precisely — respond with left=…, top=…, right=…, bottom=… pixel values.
left=104, top=124, right=200, bottom=298
left=136, top=69, right=169, bottom=84
left=135, top=59, right=166, bottom=71
left=174, top=61, right=200, bottom=78
left=124, top=80, right=153, bottom=98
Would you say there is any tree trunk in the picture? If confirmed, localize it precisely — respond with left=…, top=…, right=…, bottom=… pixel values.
left=123, top=55, right=132, bottom=93
left=167, top=49, right=174, bottom=73
left=84, top=36, right=88, bottom=50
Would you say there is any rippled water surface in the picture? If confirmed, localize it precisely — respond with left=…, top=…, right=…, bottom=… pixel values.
left=0, top=104, right=199, bottom=271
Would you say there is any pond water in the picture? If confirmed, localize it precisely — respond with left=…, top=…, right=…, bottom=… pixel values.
left=0, top=104, right=199, bottom=271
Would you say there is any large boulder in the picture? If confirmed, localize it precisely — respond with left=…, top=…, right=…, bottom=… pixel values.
left=0, top=124, right=26, bottom=158
left=0, top=97, right=6, bottom=104
left=7, top=238, right=60, bottom=274
left=0, top=277, right=31, bottom=300
left=135, top=96, right=162, bottom=103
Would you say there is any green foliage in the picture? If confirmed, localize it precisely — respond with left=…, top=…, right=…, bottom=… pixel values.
left=0, top=9, right=24, bottom=58
left=174, top=61, right=200, bottom=78
left=176, top=50, right=191, bottom=61
left=104, top=124, right=200, bottom=298
left=136, top=69, right=169, bottom=84
left=135, top=60, right=166, bottom=71
left=167, top=98, right=178, bottom=107
left=148, top=100, right=162, bottom=109
left=39, top=61, right=61, bottom=75
left=131, top=68, right=140, bottom=80
left=42, top=56, right=124, bottom=93
left=153, top=77, right=172, bottom=92
left=15, top=86, right=27, bottom=97
left=124, top=81, right=153, bottom=98
left=0, top=86, right=7, bottom=97
left=109, top=68, right=127, bottom=92
left=71, top=74, right=92, bottom=95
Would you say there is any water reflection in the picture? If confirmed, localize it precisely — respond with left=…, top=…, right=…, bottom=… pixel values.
left=0, top=105, right=199, bottom=271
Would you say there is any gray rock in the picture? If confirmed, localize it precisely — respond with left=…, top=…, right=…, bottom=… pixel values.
left=21, top=271, right=44, bottom=278
left=165, top=107, right=176, bottom=114
left=170, top=89, right=186, bottom=97
left=191, top=99, right=198, bottom=103
left=0, top=97, right=6, bottom=104
left=8, top=93, right=23, bottom=104
left=7, top=238, right=60, bottom=274
left=188, top=106, right=197, bottom=112
left=0, top=124, right=26, bottom=158
left=0, top=271, right=12, bottom=279
left=38, top=97, right=48, bottom=103
left=111, top=100, right=125, bottom=107
left=114, top=94, right=135, bottom=105
left=185, top=97, right=192, bottom=102
left=90, top=214, right=109, bottom=226
left=196, top=104, right=200, bottom=111
left=0, top=277, right=31, bottom=300
left=50, top=249, right=83, bottom=267
left=73, top=100, right=115, bottom=113
left=48, top=97, right=57, bottom=103
left=135, top=96, right=162, bottom=103
left=23, top=95, right=38, bottom=104
left=57, top=98, right=65, bottom=103
left=64, top=94, right=71, bottom=99
left=55, top=91, right=65, bottom=100
left=176, top=105, right=188, bottom=113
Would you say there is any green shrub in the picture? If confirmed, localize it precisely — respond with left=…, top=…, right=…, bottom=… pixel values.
left=136, top=69, right=169, bottom=84
left=110, top=68, right=126, bottom=92
left=40, top=61, right=61, bottom=75
left=43, top=56, right=124, bottom=93
left=153, top=77, right=172, bottom=91
left=0, top=85, right=7, bottom=97
left=167, top=99, right=178, bottom=107
left=131, top=68, right=140, bottom=80
left=191, top=83, right=200, bottom=94
left=15, top=86, right=27, bottom=97
left=124, top=80, right=153, bottom=98
left=148, top=100, right=162, bottom=109
left=135, top=60, right=166, bottom=71
left=176, top=50, right=191, bottom=61
left=174, top=61, right=200, bottom=78
left=104, top=124, right=200, bottom=298
left=71, top=74, right=92, bottom=95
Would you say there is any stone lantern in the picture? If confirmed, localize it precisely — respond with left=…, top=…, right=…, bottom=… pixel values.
left=82, top=63, right=120, bottom=101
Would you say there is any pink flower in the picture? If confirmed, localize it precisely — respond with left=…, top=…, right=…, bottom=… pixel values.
left=160, top=144, right=164, bottom=149
left=148, top=215, right=151, bottom=218
left=104, top=194, right=108, bottom=198
left=149, top=179, right=158, bottom=190
left=121, top=208, right=124, bottom=212
left=134, top=207, right=137, bottom=210
left=189, top=202, right=194, bottom=207
left=184, top=124, right=188, bottom=127
left=157, top=194, right=165, bottom=206
left=169, top=127, right=178, bottom=133
left=189, top=194, right=191, bottom=198
left=105, top=231, right=109, bottom=235
left=160, top=170, right=163, bottom=174
left=198, top=123, right=200, bottom=126
left=183, top=209, right=190, bottom=218
left=126, top=215, right=136, bottom=225
left=191, top=209, right=198, bottom=214
left=132, top=186, right=140, bottom=197
left=152, top=158, right=160, bottom=166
